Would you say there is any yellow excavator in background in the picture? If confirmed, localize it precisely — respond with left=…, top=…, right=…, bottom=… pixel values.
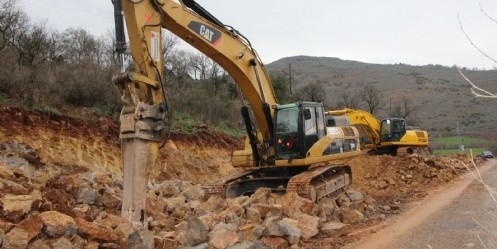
left=326, top=108, right=429, bottom=156
left=112, top=0, right=363, bottom=224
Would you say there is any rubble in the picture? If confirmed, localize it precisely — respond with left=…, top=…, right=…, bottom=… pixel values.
left=0, top=157, right=377, bottom=248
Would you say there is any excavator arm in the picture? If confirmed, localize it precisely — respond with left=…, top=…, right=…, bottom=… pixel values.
left=113, top=0, right=366, bottom=224
left=112, top=0, right=280, bottom=224
left=326, top=108, right=382, bottom=147
left=326, top=108, right=429, bottom=155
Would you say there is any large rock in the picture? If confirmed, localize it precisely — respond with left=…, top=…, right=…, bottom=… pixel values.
left=76, top=187, right=99, bottom=205
left=320, top=222, right=351, bottom=237
left=237, top=223, right=263, bottom=242
left=209, top=222, right=239, bottom=249
left=276, top=191, right=314, bottom=219
left=218, top=203, right=244, bottom=224
left=177, top=217, right=209, bottom=246
left=198, top=195, right=226, bottom=213
left=76, top=217, right=117, bottom=241
left=278, top=218, right=301, bottom=245
left=0, top=178, right=29, bottom=195
left=3, top=227, right=28, bottom=249
left=181, top=183, right=205, bottom=201
left=198, top=213, right=216, bottom=230
left=28, top=239, right=51, bottom=249
left=15, top=214, right=43, bottom=241
left=241, top=188, right=271, bottom=207
left=1, top=193, right=41, bottom=222
left=2, top=194, right=33, bottom=214
left=297, top=214, right=319, bottom=239
left=341, top=209, right=364, bottom=225
left=257, top=237, right=288, bottom=249
left=345, top=190, right=364, bottom=211
left=164, top=196, right=188, bottom=213
left=72, top=204, right=90, bottom=218
left=260, top=211, right=284, bottom=237
left=128, top=230, right=154, bottom=249
left=317, top=198, right=338, bottom=222
left=39, top=211, right=78, bottom=237
left=251, top=204, right=282, bottom=219
left=245, top=207, right=262, bottom=223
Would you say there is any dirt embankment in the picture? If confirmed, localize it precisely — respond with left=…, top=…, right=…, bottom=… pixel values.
left=0, top=106, right=241, bottom=183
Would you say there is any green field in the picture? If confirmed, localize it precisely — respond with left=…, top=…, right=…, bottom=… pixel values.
left=432, top=147, right=486, bottom=155
left=432, top=136, right=490, bottom=155
left=433, top=136, right=489, bottom=145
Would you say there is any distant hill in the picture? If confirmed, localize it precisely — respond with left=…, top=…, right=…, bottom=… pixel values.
left=266, top=56, right=497, bottom=137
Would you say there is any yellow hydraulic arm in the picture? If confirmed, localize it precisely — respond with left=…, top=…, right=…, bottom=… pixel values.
left=112, top=0, right=279, bottom=224
left=326, top=108, right=429, bottom=153
left=326, top=108, right=382, bottom=147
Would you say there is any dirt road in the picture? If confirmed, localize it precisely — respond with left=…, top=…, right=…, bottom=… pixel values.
left=346, top=159, right=497, bottom=249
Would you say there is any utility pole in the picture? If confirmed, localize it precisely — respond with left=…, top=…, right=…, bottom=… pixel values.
left=289, top=63, right=292, bottom=96
left=389, top=98, right=392, bottom=117
left=456, top=121, right=464, bottom=154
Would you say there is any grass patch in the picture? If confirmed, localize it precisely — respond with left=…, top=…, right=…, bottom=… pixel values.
left=433, top=136, right=489, bottom=145
left=172, top=111, right=242, bottom=137
left=432, top=136, right=494, bottom=156
left=433, top=147, right=486, bottom=155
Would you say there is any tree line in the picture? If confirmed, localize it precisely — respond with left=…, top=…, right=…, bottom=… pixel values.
left=0, top=0, right=416, bottom=132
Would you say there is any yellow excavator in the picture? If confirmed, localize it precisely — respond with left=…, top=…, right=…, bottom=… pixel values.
left=113, top=0, right=362, bottom=224
left=326, top=108, right=429, bottom=156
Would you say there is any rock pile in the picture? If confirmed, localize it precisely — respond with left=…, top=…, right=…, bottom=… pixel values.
left=352, top=152, right=480, bottom=221
left=0, top=143, right=365, bottom=248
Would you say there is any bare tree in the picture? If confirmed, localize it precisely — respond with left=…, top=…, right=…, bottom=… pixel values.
left=335, top=90, right=360, bottom=109
left=0, top=0, right=26, bottom=51
left=164, top=50, right=195, bottom=95
left=457, top=4, right=497, bottom=98
left=60, top=27, right=100, bottom=65
left=12, top=22, right=54, bottom=68
left=190, top=53, right=210, bottom=80
left=358, top=85, right=383, bottom=115
left=162, top=30, right=179, bottom=60
left=10, top=22, right=55, bottom=106
left=296, top=78, right=326, bottom=102
left=390, top=96, right=416, bottom=118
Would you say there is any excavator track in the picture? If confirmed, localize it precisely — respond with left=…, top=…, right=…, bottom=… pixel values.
left=203, top=169, right=258, bottom=199
left=396, top=146, right=432, bottom=157
left=287, top=165, right=351, bottom=202
left=396, top=147, right=410, bottom=157
left=203, top=165, right=352, bottom=202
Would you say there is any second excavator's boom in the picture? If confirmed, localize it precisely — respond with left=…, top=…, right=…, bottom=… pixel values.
left=326, top=108, right=429, bottom=155
left=326, top=108, right=382, bottom=147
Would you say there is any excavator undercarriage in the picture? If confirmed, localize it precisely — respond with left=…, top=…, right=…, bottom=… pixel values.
left=203, top=165, right=352, bottom=202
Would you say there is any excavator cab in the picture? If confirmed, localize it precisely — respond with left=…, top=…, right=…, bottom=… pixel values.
left=380, top=118, right=406, bottom=142
left=274, top=102, right=326, bottom=160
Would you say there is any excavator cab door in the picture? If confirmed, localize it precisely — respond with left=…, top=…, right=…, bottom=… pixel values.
left=274, top=102, right=325, bottom=160
left=380, top=118, right=406, bottom=142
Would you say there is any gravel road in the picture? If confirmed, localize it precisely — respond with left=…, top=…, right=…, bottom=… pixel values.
left=347, top=159, right=497, bottom=249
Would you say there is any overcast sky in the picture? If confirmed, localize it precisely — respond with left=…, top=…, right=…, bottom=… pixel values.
left=23, top=0, right=497, bottom=69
